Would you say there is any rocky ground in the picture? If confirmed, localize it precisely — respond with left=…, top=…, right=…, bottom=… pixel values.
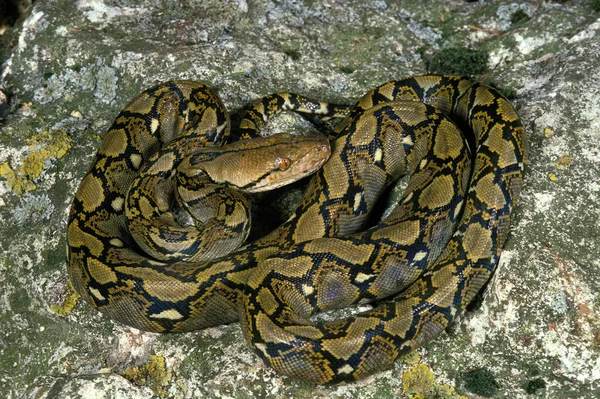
left=1, top=1, right=599, bottom=398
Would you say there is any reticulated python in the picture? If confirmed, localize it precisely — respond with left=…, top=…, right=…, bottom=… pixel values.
left=67, top=75, right=527, bottom=384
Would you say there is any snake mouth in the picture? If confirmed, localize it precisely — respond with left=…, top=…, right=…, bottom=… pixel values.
left=297, top=140, right=331, bottom=173
left=274, top=136, right=331, bottom=183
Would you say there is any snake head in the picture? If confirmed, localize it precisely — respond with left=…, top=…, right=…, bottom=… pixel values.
left=244, top=133, right=331, bottom=192
left=195, top=133, right=331, bottom=193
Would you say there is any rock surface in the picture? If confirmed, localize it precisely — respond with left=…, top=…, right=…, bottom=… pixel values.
left=1, top=0, right=599, bottom=398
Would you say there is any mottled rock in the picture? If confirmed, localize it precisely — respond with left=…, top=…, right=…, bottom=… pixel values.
left=1, top=0, right=598, bottom=398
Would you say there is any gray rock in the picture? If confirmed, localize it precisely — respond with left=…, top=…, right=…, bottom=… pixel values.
left=1, top=0, right=598, bottom=398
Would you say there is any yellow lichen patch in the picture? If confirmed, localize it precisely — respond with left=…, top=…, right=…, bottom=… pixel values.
left=401, top=350, right=421, bottom=365
left=121, top=355, right=172, bottom=398
left=402, top=364, right=468, bottom=399
left=543, top=127, right=555, bottom=138
left=0, top=162, right=36, bottom=195
left=548, top=172, right=558, bottom=182
left=50, top=282, right=81, bottom=316
left=403, top=364, right=435, bottom=395
left=432, top=383, right=469, bottom=399
left=555, top=154, right=573, bottom=171
left=0, top=128, right=72, bottom=196
left=21, top=151, right=45, bottom=179
left=27, top=128, right=72, bottom=159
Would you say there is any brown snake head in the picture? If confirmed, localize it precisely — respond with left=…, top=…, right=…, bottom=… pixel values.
left=191, top=132, right=332, bottom=192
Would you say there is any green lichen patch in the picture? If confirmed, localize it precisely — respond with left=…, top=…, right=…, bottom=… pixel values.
left=499, top=85, right=518, bottom=100
left=0, top=128, right=72, bottom=196
left=427, top=47, right=488, bottom=76
left=510, top=9, right=530, bottom=25
left=279, top=43, right=302, bottom=61
left=460, top=367, right=500, bottom=397
left=120, top=355, right=172, bottom=398
left=523, top=377, right=546, bottom=394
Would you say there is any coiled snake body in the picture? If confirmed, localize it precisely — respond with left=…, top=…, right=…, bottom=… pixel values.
left=67, top=75, right=526, bottom=384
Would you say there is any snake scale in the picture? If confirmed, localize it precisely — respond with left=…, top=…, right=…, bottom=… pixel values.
left=67, top=75, right=527, bottom=384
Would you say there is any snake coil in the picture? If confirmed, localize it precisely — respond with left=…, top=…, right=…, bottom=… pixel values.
left=67, top=75, right=526, bottom=384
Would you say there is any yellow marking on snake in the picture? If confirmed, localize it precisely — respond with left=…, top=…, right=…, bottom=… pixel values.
left=150, top=309, right=184, bottom=320
left=109, top=238, right=123, bottom=247
left=111, top=197, right=124, bottom=211
left=130, top=153, right=142, bottom=169
left=150, top=118, right=159, bottom=133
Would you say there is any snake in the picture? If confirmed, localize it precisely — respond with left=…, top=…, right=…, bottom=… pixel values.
left=67, top=75, right=527, bottom=384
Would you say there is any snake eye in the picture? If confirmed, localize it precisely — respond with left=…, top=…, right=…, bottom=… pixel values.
left=278, top=157, right=292, bottom=170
